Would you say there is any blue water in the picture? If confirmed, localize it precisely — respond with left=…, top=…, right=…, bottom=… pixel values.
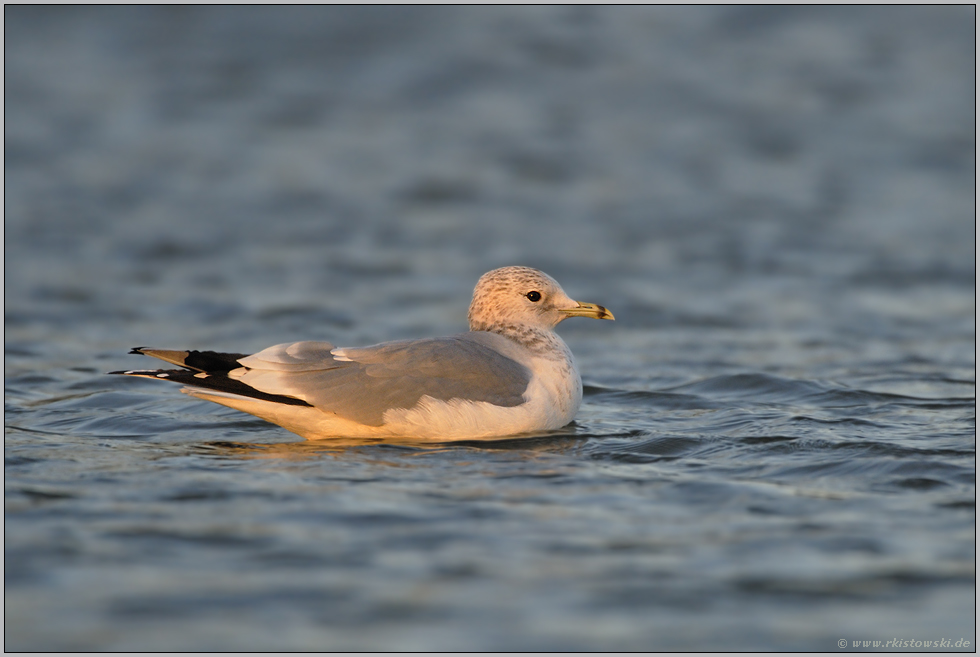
left=5, top=6, right=975, bottom=651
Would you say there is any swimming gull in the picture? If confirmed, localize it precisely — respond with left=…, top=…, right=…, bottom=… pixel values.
left=113, top=266, right=614, bottom=441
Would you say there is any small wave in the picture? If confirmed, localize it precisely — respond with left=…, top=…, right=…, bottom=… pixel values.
left=665, top=373, right=829, bottom=403
left=586, top=433, right=705, bottom=463
left=584, top=384, right=719, bottom=410
left=591, top=376, right=976, bottom=415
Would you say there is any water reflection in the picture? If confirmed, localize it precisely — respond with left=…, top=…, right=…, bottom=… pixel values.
left=193, top=428, right=591, bottom=461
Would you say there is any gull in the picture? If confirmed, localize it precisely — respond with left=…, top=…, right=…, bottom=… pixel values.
left=113, top=266, right=614, bottom=441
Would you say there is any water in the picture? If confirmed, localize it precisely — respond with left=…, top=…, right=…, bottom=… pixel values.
left=4, top=6, right=975, bottom=651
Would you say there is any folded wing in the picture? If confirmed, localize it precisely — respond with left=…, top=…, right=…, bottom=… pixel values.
left=236, top=333, right=532, bottom=426
left=118, top=333, right=533, bottom=428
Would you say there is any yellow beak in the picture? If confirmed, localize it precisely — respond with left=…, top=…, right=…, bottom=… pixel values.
left=559, top=302, right=615, bottom=321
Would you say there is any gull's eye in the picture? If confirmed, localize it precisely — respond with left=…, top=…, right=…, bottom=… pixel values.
left=525, top=291, right=542, bottom=302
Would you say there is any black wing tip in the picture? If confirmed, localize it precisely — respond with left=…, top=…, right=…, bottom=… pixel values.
left=129, top=347, right=151, bottom=355
left=116, top=368, right=312, bottom=407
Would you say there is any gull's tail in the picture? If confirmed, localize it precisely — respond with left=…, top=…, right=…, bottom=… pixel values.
left=110, top=347, right=312, bottom=407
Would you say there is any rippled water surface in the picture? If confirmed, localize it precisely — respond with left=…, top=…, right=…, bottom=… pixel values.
left=5, top=6, right=976, bottom=651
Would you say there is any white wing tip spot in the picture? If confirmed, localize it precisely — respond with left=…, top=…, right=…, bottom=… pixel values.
left=331, top=348, right=353, bottom=362
left=156, top=373, right=170, bottom=378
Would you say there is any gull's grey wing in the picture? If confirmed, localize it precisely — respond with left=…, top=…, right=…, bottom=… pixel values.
left=237, top=333, right=532, bottom=426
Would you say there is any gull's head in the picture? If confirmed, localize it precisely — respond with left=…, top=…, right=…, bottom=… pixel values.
left=468, top=266, right=614, bottom=333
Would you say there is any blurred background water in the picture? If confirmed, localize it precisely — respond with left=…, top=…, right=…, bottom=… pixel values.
left=4, top=6, right=975, bottom=651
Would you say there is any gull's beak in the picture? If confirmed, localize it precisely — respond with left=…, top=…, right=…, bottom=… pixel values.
left=559, top=301, right=615, bottom=321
